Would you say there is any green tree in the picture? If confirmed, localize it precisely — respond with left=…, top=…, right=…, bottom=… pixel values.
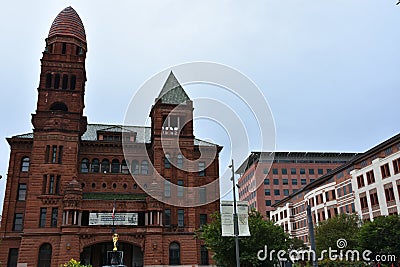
left=315, top=213, right=361, bottom=256
left=359, top=215, right=400, bottom=264
left=197, top=210, right=289, bottom=267
left=61, top=259, right=92, bottom=267
left=314, top=214, right=364, bottom=266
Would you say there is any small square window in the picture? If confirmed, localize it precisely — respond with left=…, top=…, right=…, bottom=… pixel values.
left=301, top=179, right=307, bottom=185
left=273, top=179, right=279, bottom=185
left=272, top=169, right=278, bottom=175
left=198, top=162, right=206, bottom=176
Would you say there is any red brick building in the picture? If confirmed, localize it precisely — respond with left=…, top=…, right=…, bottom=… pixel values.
left=0, top=7, right=221, bottom=267
left=236, top=152, right=357, bottom=218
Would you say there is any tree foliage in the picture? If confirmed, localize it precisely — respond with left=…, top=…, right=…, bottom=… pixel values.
left=315, top=213, right=361, bottom=255
left=197, top=210, right=289, bottom=267
left=61, top=259, right=92, bottom=267
left=358, top=215, right=400, bottom=264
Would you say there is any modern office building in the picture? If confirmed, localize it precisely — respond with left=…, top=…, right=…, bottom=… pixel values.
left=271, top=134, right=400, bottom=244
left=236, top=152, right=357, bottom=218
left=0, top=7, right=221, bottom=267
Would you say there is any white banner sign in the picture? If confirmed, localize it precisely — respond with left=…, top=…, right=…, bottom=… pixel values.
left=89, top=213, right=138, bottom=226
left=220, top=201, right=250, bottom=237
left=221, top=201, right=234, bottom=236
left=237, top=201, right=250, bottom=236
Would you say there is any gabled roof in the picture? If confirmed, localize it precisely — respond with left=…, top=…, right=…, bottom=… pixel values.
left=13, top=133, right=34, bottom=139
left=81, top=124, right=151, bottom=143
left=156, top=71, right=190, bottom=105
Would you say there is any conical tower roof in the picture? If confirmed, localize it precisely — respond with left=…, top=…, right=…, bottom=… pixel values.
left=157, top=71, right=190, bottom=105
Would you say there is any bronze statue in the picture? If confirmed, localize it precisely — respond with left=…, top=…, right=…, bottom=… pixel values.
left=112, top=233, right=119, bottom=251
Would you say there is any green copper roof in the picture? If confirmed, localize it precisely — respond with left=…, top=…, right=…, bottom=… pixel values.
left=157, top=71, right=190, bottom=104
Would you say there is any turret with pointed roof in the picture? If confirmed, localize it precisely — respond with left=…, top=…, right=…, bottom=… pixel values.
left=156, top=71, right=190, bottom=105
left=150, top=71, right=194, bottom=141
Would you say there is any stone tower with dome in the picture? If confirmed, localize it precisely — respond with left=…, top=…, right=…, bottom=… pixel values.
left=0, top=7, right=221, bottom=267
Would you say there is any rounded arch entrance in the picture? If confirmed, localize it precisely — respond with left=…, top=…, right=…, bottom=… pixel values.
left=80, top=241, right=143, bottom=267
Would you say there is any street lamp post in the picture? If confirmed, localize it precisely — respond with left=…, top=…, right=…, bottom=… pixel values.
left=230, top=159, right=240, bottom=267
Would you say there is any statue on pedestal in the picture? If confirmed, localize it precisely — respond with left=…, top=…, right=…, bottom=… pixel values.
left=112, top=233, right=119, bottom=251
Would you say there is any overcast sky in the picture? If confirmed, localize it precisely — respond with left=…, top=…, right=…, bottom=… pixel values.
left=0, top=1, right=399, bottom=209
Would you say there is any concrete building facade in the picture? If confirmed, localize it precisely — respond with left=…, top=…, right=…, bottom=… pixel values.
left=271, top=134, right=400, bottom=244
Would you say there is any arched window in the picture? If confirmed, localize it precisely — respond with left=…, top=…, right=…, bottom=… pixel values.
left=91, top=159, right=100, bottom=173
left=131, top=160, right=139, bottom=175
left=80, top=158, right=89, bottom=173
left=101, top=159, right=110, bottom=173
left=70, top=75, right=76, bottom=90
left=62, top=74, right=68, bottom=90
left=37, top=243, right=52, bottom=267
left=111, top=159, right=120, bottom=173
left=121, top=160, right=129, bottom=174
left=177, top=154, right=183, bottom=169
left=50, top=102, right=68, bottom=112
left=21, top=157, right=30, bottom=172
left=164, top=154, right=171, bottom=169
left=169, top=242, right=180, bottom=265
left=61, top=42, right=67, bottom=54
left=45, top=73, right=52, bottom=89
left=54, top=74, right=60, bottom=89
left=141, top=160, right=148, bottom=175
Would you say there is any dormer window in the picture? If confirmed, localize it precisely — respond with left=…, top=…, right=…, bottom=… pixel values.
left=98, top=132, right=122, bottom=141
left=123, top=133, right=136, bottom=143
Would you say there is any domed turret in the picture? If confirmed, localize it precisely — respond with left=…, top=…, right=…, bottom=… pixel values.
left=48, top=6, right=86, bottom=43
left=32, top=6, right=88, bottom=136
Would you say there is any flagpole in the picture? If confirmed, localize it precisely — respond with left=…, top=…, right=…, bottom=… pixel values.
left=112, top=198, right=116, bottom=233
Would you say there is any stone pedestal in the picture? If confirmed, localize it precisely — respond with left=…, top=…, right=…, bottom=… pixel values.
left=102, top=251, right=126, bottom=267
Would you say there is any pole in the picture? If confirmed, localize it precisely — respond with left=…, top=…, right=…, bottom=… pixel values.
left=307, top=204, right=318, bottom=267
left=112, top=198, right=116, bottom=234
left=230, top=159, right=240, bottom=267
